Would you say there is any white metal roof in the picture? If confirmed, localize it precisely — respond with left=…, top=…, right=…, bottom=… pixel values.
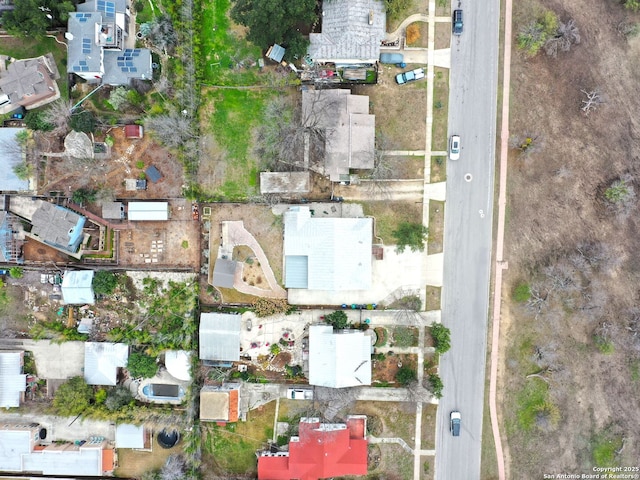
left=199, top=313, right=241, bottom=362
left=308, top=325, right=371, bottom=388
left=127, top=202, right=169, bottom=221
left=115, top=424, right=145, bottom=449
left=61, top=270, right=95, bottom=305
left=284, top=206, right=372, bottom=291
left=0, top=351, right=26, bottom=408
left=84, top=342, right=129, bottom=385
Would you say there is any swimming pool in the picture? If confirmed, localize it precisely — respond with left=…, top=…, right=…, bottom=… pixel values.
left=142, top=383, right=185, bottom=401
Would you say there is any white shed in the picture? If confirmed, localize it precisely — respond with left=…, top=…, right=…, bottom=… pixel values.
left=127, top=202, right=169, bottom=221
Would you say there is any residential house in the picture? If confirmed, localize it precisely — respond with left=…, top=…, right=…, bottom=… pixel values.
left=61, top=270, right=95, bottom=305
left=24, top=200, right=87, bottom=259
left=84, top=342, right=129, bottom=386
left=199, top=384, right=240, bottom=424
left=66, top=0, right=152, bottom=85
left=0, top=423, right=115, bottom=476
left=0, top=351, right=26, bottom=408
left=0, top=128, right=31, bottom=192
left=302, top=89, right=375, bottom=182
left=308, top=324, right=371, bottom=388
left=257, top=416, right=368, bottom=480
left=199, top=313, right=241, bottom=363
left=283, top=206, right=372, bottom=291
left=0, top=53, right=61, bottom=113
left=307, top=0, right=386, bottom=64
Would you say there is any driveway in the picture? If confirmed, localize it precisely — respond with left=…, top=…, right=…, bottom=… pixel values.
left=0, top=413, right=116, bottom=443
left=0, top=339, right=85, bottom=380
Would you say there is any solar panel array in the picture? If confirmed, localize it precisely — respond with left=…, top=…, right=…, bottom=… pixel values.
left=72, top=60, right=90, bottom=72
left=76, top=12, right=92, bottom=23
left=97, top=0, right=116, bottom=18
left=82, top=38, right=92, bottom=54
left=119, top=49, right=142, bottom=73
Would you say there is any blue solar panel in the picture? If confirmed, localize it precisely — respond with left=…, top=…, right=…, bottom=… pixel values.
left=117, top=56, right=125, bottom=61
left=83, top=38, right=91, bottom=44
left=132, top=51, right=140, bottom=57
left=130, top=67, right=137, bottom=72
left=73, top=65, right=81, bottom=72
left=81, top=66, right=89, bottom=72
left=124, top=49, right=132, bottom=54
left=121, top=67, right=129, bottom=72
left=79, top=60, right=87, bottom=66
left=117, top=62, right=124, bottom=67
left=79, top=17, right=87, bottom=22
left=83, top=48, right=91, bottom=54
left=125, top=61, right=133, bottom=67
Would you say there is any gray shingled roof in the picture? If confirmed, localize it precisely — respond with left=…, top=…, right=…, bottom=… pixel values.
left=308, top=0, right=386, bottom=63
left=283, top=206, right=373, bottom=291
left=0, top=54, right=60, bottom=109
left=102, top=49, right=153, bottom=85
left=199, top=313, right=241, bottom=362
left=302, top=89, right=375, bottom=181
left=67, top=12, right=103, bottom=75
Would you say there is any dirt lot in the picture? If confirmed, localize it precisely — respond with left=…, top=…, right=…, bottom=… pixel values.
left=115, top=434, right=182, bottom=478
left=354, top=67, right=427, bottom=151
left=500, top=0, right=640, bottom=476
left=39, top=127, right=184, bottom=199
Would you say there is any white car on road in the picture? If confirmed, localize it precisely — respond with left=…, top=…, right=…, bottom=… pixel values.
left=449, top=135, right=461, bottom=160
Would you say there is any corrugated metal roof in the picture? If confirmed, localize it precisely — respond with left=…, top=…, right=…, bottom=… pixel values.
left=0, top=430, right=33, bottom=471
left=308, top=325, right=371, bottom=388
left=284, top=255, right=308, bottom=289
left=115, top=424, right=144, bottom=449
left=127, top=202, right=168, bottom=221
left=0, top=352, right=26, bottom=408
left=84, top=342, right=129, bottom=385
left=21, top=446, right=103, bottom=476
left=283, top=206, right=372, bottom=290
left=199, top=313, right=241, bottom=362
left=61, top=270, right=95, bottom=305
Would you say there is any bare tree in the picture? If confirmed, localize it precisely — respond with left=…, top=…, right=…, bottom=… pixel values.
left=545, top=19, right=581, bottom=57
left=145, top=109, right=198, bottom=149
left=161, top=454, right=186, bottom=480
left=42, top=99, right=73, bottom=135
left=580, top=89, right=603, bottom=116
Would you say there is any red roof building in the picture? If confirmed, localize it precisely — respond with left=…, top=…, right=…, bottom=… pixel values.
left=258, top=416, right=368, bottom=480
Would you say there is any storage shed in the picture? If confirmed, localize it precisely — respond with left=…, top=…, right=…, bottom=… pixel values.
left=124, top=125, right=144, bottom=139
left=127, top=202, right=169, bottom=221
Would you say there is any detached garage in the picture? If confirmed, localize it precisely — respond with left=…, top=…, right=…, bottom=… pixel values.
left=128, top=202, right=169, bottom=221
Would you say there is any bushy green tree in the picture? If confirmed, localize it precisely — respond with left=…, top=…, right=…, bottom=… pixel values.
left=25, top=110, right=54, bottom=131
left=105, top=386, right=134, bottom=411
left=71, top=188, right=97, bottom=205
left=396, top=366, right=417, bottom=385
left=127, top=352, right=158, bottom=379
left=428, top=373, right=444, bottom=399
left=69, top=109, right=97, bottom=133
left=53, top=376, right=94, bottom=416
left=392, top=222, right=429, bottom=253
left=92, top=271, right=118, bottom=295
left=230, top=0, right=315, bottom=60
left=1, top=0, right=74, bottom=37
left=9, top=267, right=23, bottom=279
left=325, top=310, right=349, bottom=330
left=430, top=323, right=451, bottom=354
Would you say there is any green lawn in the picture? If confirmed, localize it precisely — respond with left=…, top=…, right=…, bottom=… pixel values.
left=202, top=87, right=276, bottom=199
left=199, top=0, right=262, bottom=85
left=432, top=67, right=450, bottom=151
left=362, top=200, right=423, bottom=245
left=0, top=36, right=68, bottom=100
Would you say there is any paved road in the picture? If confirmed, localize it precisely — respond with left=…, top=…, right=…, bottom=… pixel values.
left=436, top=0, right=501, bottom=478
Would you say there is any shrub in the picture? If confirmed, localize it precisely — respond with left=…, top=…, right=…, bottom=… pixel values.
left=428, top=373, right=444, bottom=398
left=406, top=23, right=421, bottom=45
left=512, top=282, right=531, bottom=302
left=270, top=343, right=281, bottom=355
left=594, top=335, right=614, bottom=354
left=516, top=10, right=559, bottom=56
left=253, top=298, right=290, bottom=317
left=69, top=109, right=97, bottom=133
left=392, top=222, right=429, bottom=253
left=9, top=267, right=23, bottom=279
left=393, top=326, right=417, bottom=347
left=396, top=366, right=417, bottom=385
left=24, top=110, right=54, bottom=131
left=52, top=376, right=94, bottom=416
left=430, top=323, right=451, bottom=354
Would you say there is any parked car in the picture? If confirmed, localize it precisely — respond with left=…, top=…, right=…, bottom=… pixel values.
left=450, top=411, right=461, bottom=436
left=453, top=9, right=463, bottom=35
left=287, top=388, right=313, bottom=400
left=379, top=52, right=405, bottom=67
left=449, top=135, right=461, bottom=160
left=395, top=68, right=425, bottom=85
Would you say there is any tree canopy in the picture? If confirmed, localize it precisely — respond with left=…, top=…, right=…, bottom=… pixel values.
left=92, top=271, right=118, bottom=296
left=230, top=0, right=315, bottom=60
left=53, top=376, right=94, bottom=416
left=325, top=310, right=349, bottom=330
left=1, top=0, right=75, bottom=37
left=127, top=352, right=159, bottom=379
left=392, top=222, right=429, bottom=253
